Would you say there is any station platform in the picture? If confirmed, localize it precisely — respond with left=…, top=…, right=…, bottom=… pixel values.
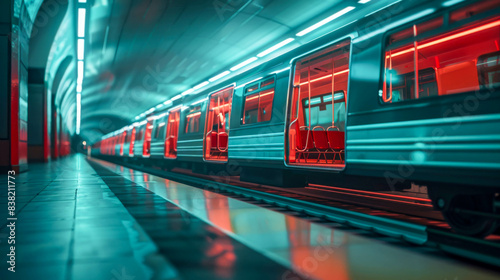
left=1, top=154, right=499, bottom=280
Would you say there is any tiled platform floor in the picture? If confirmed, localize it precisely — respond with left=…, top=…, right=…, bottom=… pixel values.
left=1, top=154, right=500, bottom=280
left=0, top=156, right=176, bottom=280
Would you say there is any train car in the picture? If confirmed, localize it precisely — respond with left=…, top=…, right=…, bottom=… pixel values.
left=92, top=0, right=500, bottom=237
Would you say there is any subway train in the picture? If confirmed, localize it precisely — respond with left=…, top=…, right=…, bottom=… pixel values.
left=92, top=0, right=500, bottom=237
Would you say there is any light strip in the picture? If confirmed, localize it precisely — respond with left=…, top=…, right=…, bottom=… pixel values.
left=76, top=83, right=82, bottom=93
left=257, top=38, right=295, bottom=57
left=193, top=81, right=209, bottom=90
left=78, top=0, right=87, bottom=2
left=156, top=103, right=164, bottom=109
left=245, top=91, right=274, bottom=102
left=181, top=88, right=194, bottom=96
left=77, top=39, right=85, bottom=60
left=364, top=0, right=402, bottom=18
left=78, top=8, right=86, bottom=37
left=171, top=94, right=182, bottom=102
left=358, top=0, right=371, bottom=3
left=163, top=100, right=173, bottom=106
left=387, top=20, right=500, bottom=58
left=442, top=0, right=465, bottom=7
left=77, top=60, right=84, bottom=83
left=186, top=112, right=201, bottom=118
left=134, top=116, right=140, bottom=120
left=230, top=57, right=258, bottom=71
left=298, top=69, right=349, bottom=86
left=76, top=93, right=81, bottom=135
left=209, top=70, right=231, bottom=82
left=296, top=6, right=355, bottom=37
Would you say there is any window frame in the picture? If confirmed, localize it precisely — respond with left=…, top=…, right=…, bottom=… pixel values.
left=241, top=75, right=276, bottom=126
left=379, top=2, right=500, bottom=106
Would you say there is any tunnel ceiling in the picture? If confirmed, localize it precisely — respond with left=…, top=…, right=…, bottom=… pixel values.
left=54, top=0, right=393, bottom=142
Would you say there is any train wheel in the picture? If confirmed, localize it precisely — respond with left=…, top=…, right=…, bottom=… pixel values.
left=442, top=194, right=498, bottom=238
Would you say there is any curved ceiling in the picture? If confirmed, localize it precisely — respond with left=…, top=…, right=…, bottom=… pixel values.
left=45, top=0, right=399, bottom=142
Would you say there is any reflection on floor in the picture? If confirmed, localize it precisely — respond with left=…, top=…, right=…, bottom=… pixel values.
left=1, top=154, right=499, bottom=280
left=87, top=159, right=305, bottom=280
left=91, top=157, right=500, bottom=280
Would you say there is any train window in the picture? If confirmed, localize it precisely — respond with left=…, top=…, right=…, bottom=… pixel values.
left=478, top=51, right=500, bottom=89
left=204, top=86, right=234, bottom=161
left=383, top=15, right=500, bottom=103
left=154, top=115, right=167, bottom=140
left=303, top=91, right=345, bottom=129
left=261, top=78, right=274, bottom=88
left=287, top=38, right=350, bottom=168
left=136, top=125, right=145, bottom=143
left=242, top=77, right=275, bottom=125
left=165, top=108, right=181, bottom=159
left=143, top=120, right=154, bottom=157
left=185, top=105, right=201, bottom=133
left=449, top=0, right=500, bottom=24
left=246, top=84, right=259, bottom=93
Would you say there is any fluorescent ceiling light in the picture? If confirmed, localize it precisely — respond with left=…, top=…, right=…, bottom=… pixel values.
left=209, top=70, right=231, bottom=82
left=230, top=57, right=258, bottom=71
left=257, top=38, right=295, bottom=57
left=76, top=93, right=81, bottom=135
left=296, top=6, right=355, bottom=37
left=181, top=88, right=194, bottom=96
left=134, top=116, right=140, bottom=120
left=78, top=8, right=86, bottom=37
left=193, top=81, right=209, bottom=90
left=76, top=83, right=82, bottom=93
left=77, top=60, right=84, bottom=83
left=171, top=94, right=182, bottom=102
left=163, top=100, right=172, bottom=106
left=77, top=39, right=85, bottom=60
left=78, top=0, right=87, bottom=2
left=442, top=0, right=465, bottom=7
left=358, top=0, right=371, bottom=3
left=156, top=103, right=164, bottom=109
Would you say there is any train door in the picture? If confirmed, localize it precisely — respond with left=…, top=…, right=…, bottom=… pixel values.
left=165, top=107, right=181, bottom=159
left=204, top=86, right=234, bottom=162
left=143, top=119, right=154, bottom=157
left=119, top=130, right=127, bottom=156
left=129, top=127, right=136, bottom=156
left=286, top=38, right=351, bottom=169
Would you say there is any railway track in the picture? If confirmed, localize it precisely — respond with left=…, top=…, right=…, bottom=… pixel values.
left=92, top=157, right=500, bottom=268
